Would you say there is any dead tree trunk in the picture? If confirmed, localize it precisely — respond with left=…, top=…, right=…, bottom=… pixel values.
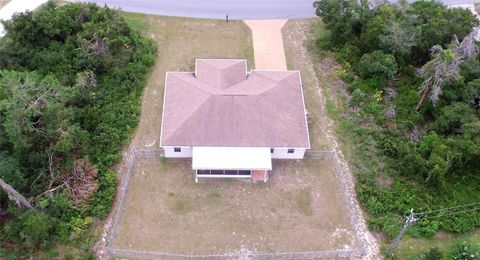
left=415, top=85, right=431, bottom=111
left=0, top=178, right=33, bottom=209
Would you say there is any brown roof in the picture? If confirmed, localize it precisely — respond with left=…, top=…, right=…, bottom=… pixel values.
left=160, top=59, right=310, bottom=148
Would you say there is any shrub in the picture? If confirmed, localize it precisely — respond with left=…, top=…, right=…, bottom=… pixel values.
left=336, top=44, right=361, bottom=64
left=448, top=241, right=479, bottom=260
left=421, top=247, right=443, bottom=260
left=90, top=170, right=117, bottom=219
left=356, top=50, right=398, bottom=80
left=4, top=210, right=58, bottom=248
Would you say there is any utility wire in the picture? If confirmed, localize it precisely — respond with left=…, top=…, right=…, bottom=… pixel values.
left=420, top=207, right=480, bottom=220
left=386, top=220, right=405, bottom=230
left=417, top=201, right=480, bottom=215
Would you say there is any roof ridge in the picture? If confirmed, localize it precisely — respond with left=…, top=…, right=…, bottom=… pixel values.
left=172, top=73, right=218, bottom=95
left=219, top=60, right=243, bottom=72
left=199, top=59, right=244, bottom=71
left=232, top=71, right=280, bottom=94
left=255, top=72, right=297, bottom=96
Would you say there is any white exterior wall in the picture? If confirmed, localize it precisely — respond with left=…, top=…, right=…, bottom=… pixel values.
left=163, top=146, right=306, bottom=159
left=270, top=148, right=306, bottom=159
left=163, top=146, right=192, bottom=158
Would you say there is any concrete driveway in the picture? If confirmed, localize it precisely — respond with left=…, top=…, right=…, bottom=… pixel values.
left=244, top=20, right=288, bottom=70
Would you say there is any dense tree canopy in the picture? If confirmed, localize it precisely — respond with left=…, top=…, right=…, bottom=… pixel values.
left=0, top=1, right=156, bottom=256
left=314, top=0, right=480, bottom=242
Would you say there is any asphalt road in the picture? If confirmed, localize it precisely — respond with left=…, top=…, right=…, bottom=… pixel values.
left=72, top=0, right=317, bottom=19
left=71, top=0, right=478, bottom=20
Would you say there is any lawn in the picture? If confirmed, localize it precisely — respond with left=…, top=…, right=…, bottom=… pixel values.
left=112, top=157, right=358, bottom=254
left=395, top=230, right=480, bottom=259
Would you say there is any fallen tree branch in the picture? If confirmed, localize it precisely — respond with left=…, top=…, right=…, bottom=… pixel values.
left=0, top=178, right=33, bottom=209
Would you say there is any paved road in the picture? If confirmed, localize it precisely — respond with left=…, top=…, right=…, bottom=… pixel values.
left=0, top=0, right=48, bottom=37
left=72, top=0, right=479, bottom=20
left=71, top=0, right=316, bottom=19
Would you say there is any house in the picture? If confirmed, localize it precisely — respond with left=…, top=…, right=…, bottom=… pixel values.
left=160, top=59, right=310, bottom=182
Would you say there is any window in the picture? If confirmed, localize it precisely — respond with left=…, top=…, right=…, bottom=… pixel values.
left=270, top=148, right=274, bottom=154
left=287, top=149, right=295, bottom=154
left=174, top=147, right=181, bottom=152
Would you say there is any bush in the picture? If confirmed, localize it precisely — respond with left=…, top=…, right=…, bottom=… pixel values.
left=4, top=210, right=58, bottom=248
left=356, top=50, right=398, bottom=81
left=90, top=170, right=117, bottom=219
left=448, top=241, right=479, bottom=260
left=336, top=44, right=361, bottom=64
left=420, top=247, right=443, bottom=260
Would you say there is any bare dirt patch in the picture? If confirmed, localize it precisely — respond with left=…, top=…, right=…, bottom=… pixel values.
left=113, top=157, right=358, bottom=254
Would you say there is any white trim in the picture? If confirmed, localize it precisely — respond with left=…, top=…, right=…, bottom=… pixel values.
left=245, top=59, right=248, bottom=77
left=251, top=69, right=301, bottom=72
left=298, top=70, right=311, bottom=150
left=192, top=147, right=272, bottom=170
left=195, top=59, right=198, bottom=77
left=197, top=175, right=251, bottom=178
left=159, top=71, right=169, bottom=148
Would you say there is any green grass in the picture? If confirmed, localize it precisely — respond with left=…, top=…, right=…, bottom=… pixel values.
left=121, top=12, right=150, bottom=33
left=394, top=230, right=480, bottom=259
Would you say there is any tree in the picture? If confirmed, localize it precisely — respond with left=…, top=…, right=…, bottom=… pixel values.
left=410, top=1, right=478, bottom=64
left=416, top=30, right=479, bottom=111
left=0, top=2, right=156, bottom=253
left=0, top=178, right=33, bottom=209
left=362, top=3, right=416, bottom=58
left=356, top=50, right=398, bottom=80
left=313, top=0, right=372, bottom=47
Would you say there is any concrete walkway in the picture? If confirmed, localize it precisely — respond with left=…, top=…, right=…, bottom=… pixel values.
left=0, top=0, right=48, bottom=37
left=244, top=19, right=288, bottom=70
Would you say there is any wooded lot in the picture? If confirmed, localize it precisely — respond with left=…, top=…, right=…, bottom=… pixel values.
left=0, top=2, right=156, bottom=257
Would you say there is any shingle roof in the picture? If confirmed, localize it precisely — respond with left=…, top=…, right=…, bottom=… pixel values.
left=160, top=59, right=310, bottom=148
